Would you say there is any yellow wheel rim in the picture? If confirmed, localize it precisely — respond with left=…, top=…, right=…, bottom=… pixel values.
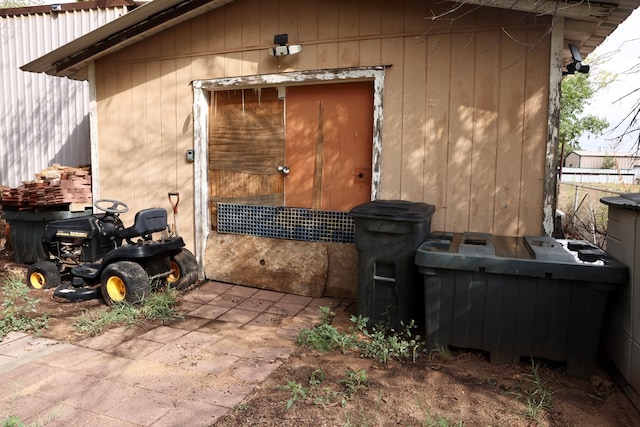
left=29, top=272, right=46, bottom=289
left=105, top=276, right=126, bottom=302
left=167, top=260, right=181, bottom=284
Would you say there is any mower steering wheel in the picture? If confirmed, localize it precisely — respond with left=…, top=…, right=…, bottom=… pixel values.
left=94, top=199, right=129, bottom=215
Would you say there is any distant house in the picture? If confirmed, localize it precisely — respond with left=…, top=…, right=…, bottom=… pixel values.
left=565, top=150, right=640, bottom=169
left=0, top=0, right=133, bottom=188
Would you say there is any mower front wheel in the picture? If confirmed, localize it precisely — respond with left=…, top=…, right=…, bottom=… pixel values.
left=100, top=261, right=150, bottom=305
left=167, top=249, right=198, bottom=290
left=27, top=261, right=61, bottom=290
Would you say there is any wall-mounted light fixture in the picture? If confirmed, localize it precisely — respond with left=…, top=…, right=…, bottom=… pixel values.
left=268, top=34, right=302, bottom=57
left=563, top=44, right=590, bottom=76
left=51, top=4, right=62, bottom=12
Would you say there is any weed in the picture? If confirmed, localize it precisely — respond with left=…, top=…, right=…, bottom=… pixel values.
left=428, top=345, right=451, bottom=363
left=297, top=307, right=357, bottom=353
left=0, top=271, right=49, bottom=340
left=1, top=415, right=24, bottom=427
left=309, top=368, right=325, bottom=386
left=318, top=306, right=335, bottom=325
left=358, top=320, right=423, bottom=364
left=73, top=285, right=183, bottom=336
left=508, top=359, right=554, bottom=420
left=339, top=368, right=368, bottom=398
left=283, top=381, right=307, bottom=410
left=297, top=307, right=424, bottom=365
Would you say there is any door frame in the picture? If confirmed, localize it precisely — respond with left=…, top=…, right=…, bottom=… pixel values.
left=192, top=66, right=386, bottom=276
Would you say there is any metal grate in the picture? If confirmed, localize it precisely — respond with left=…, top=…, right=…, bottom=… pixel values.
left=217, top=203, right=354, bottom=243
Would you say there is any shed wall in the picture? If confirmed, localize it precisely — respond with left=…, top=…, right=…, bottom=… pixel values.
left=0, top=6, right=129, bottom=188
left=94, top=0, right=552, bottom=245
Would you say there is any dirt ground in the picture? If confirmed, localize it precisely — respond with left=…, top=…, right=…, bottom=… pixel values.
left=2, top=241, right=640, bottom=427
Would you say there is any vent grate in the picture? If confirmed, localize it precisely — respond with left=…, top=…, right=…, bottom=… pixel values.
left=217, top=203, right=354, bottom=244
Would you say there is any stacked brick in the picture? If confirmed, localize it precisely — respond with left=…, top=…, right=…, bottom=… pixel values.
left=1, top=165, right=92, bottom=211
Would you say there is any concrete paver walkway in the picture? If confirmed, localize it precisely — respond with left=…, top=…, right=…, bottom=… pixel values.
left=0, top=281, right=344, bottom=426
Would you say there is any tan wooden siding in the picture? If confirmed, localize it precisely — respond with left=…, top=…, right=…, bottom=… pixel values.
left=95, top=0, right=552, bottom=243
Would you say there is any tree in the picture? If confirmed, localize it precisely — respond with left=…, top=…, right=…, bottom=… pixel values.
left=559, top=73, right=610, bottom=163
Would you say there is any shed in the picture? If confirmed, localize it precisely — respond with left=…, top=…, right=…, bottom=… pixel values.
left=565, top=150, right=640, bottom=169
left=21, top=0, right=640, bottom=297
left=0, top=0, right=133, bottom=188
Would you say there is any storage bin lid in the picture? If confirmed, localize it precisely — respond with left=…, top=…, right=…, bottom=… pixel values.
left=601, top=193, right=640, bottom=211
left=350, top=200, right=435, bottom=222
left=415, top=232, right=628, bottom=284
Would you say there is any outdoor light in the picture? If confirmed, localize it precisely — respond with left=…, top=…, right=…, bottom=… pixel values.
left=563, top=44, right=590, bottom=75
left=268, top=34, right=302, bottom=57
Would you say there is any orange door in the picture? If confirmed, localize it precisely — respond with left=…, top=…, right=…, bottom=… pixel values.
left=284, top=82, right=373, bottom=211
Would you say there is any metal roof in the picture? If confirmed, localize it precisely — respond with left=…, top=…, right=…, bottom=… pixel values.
left=21, top=0, right=640, bottom=81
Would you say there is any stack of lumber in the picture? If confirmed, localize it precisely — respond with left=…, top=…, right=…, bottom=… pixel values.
left=1, top=164, right=92, bottom=210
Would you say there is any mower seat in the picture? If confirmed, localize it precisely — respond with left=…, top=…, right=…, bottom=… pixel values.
left=118, top=208, right=168, bottom=241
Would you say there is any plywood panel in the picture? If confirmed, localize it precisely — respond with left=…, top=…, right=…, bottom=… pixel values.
left=175, top=20, right=192, bottom=56
left=494, top=26, right=527, bottom=236
left=360, top=0, right=382, bottom=36
left=318, top=0, right=338, bottom=40
left=379, top=37, right=404, bottom=200
left=278, top=0, right=298, bottom=38
left=338, top=0, right=359, bottom=38
left=316, top=43, right=338, bottom=69
left=297, top=0, right=318, bottom=42
left=241, top=0, right=261, bottom=47
left=208, top=4, right=225, bottom=52
left=145, top=61, right=163, bottom=206
left=424, top=34, right=451, bottom=231
left=381, top=0, right=404, bottom=34
left=338, top=41, right=359, bottom=68
left=160, top=60, right=178, bottom=194
left=131, top=63, right=150, bottom=208
left=470, top=30, right=500, bottom=233
left=520, top=27, right=550, bottom=235
left=224, top=0, right=243, bottom=50
left=190, top=13, right=210, bottom=54
left=445, top=32, right=475, bottom=232
left=259, top=0, right=279, bottom=46
left=359, top=39, right=381, bottom=67
left=400, top=37, right=426, bottom=201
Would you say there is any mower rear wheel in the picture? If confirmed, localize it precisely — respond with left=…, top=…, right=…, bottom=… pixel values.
left=27, top=261, right=61, bottom=290
left=100, top=261, right=150, bottom=305
left=167, top=249, right=198, bottom=290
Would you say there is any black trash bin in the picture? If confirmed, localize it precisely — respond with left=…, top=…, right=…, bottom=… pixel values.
left=350, top=200, right=436, bottom=329
left=415, top=232, right=628, bottom=378
left=3, top=208, right=92, bottom=264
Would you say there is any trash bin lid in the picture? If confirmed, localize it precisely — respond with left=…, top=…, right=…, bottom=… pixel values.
left=350, top=200, right=435, bottom=222
left=601, top=193, right=640, bottom=211
left=415, top=232, right=628, bottom=284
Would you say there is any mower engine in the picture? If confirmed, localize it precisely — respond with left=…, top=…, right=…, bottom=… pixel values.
left=42, top=212, right=125, bottom=265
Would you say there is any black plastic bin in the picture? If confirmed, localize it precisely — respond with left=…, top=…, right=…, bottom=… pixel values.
left=350, top=200, right=436, bottom=329
left=3, top=208, right=92, bottom=264
left=415, top=232, right=628, bottom=378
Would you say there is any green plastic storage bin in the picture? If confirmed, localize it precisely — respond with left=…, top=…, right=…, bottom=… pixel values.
left=415, top=232, right=628, bottom=378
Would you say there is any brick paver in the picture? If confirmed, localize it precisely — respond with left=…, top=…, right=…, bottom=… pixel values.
left=0, top=281, right=343, bottom=426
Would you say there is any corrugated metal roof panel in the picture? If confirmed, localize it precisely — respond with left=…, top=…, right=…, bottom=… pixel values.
left=0, top=6, right=129, bottom=188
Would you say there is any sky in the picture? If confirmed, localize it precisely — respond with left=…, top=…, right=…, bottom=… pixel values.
left=578, top=8, right=640, bottom=154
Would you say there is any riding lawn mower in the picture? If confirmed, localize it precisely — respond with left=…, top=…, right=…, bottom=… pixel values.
left=26, top=198, right=198, bottom=304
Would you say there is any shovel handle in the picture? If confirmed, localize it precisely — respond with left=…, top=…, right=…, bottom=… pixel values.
left=168, top=192, right=180, bottom=214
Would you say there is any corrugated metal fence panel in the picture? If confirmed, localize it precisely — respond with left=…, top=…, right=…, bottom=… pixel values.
left=0, top=6, right=128, bottom=188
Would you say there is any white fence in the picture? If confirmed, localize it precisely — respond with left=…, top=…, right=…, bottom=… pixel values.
left=559, top=167, right=637, bottom=184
